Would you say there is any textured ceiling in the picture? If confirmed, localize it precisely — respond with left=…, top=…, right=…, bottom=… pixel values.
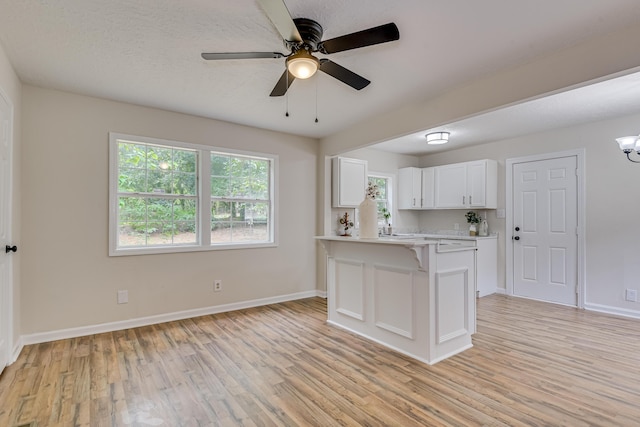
left=2, top=0, right=640, bottom=145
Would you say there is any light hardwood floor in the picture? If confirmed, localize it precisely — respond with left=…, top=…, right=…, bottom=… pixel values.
left=1, top=295, right=640, bottom=426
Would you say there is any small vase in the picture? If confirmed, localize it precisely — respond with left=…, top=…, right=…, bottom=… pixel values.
left=469, top=224, right=477, bottom=236
left=479, top=219, right=488, bottom=236
left=359, top=198, right=378, bottom=239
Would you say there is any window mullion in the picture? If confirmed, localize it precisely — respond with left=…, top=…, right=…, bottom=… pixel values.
left=200, top=151, right=211, bottom=246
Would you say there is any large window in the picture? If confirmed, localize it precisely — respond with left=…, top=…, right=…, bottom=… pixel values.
left=210, top=153, right=270, bottom=243
left=109, top=133, right=276, bottom=255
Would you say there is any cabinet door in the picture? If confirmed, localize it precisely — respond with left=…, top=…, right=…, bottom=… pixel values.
left=332, top=157, right=367, bottom=207
left=435, top=163, right=467, bottom=208
left=398, top=167, right=422, bottom=209
left=476, top=238, right=498, bottom=297
left=467, top=161, right=486, bottom=207
left=421, top=167, right=435, bottom=208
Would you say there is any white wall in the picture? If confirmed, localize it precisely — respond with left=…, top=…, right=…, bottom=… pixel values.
left=418, top=113, right=640, bottom=316
left=21, top=86, right=318, bottom=335
left=0, top=40, right=22, bottom=354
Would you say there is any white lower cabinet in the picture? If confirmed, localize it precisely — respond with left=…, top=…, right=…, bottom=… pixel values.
left=476, top=238, right=498, bottom=297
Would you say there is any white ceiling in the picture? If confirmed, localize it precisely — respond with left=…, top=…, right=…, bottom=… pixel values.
left=2, top=0, right=640, bottom=150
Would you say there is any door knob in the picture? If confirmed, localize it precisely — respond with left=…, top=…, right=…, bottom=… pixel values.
left=5, top=245, right=17, bottom=253
left=515, top=226, right=520, bottom=231
left=513, top=236, right=520, bottom=241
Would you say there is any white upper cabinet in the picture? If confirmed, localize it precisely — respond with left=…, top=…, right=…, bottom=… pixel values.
left=421, top=167, right=435, bottom=208
left=434, top=159, right=497, bottom=209
left=332, top=157, right=368, bottom=207
left=467, top=160, right=496, bottom=208
left=399, top=160, right=497, bottom=210
left=398, top=167, right=434, bottom=209
left=434, top=163, right=468, bottom=208
left=398, top=167, right=421, bottom=209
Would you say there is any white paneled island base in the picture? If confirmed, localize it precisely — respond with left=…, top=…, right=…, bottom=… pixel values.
left=316, top=237, right=477, bottom=365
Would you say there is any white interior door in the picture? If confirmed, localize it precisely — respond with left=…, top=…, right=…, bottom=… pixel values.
left=0, top=90, right=13, bottom=373
left=512, top=155, right=578, bottom=306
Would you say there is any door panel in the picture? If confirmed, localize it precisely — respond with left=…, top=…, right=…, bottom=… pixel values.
left=513, top=156, right=577, bottom=305
left=0, top=91, right=11, bottom=373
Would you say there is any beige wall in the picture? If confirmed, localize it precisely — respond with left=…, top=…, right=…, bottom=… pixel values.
left=0, top=40, right=22, bottom=354
left=21, top=86, right=318, bottom=335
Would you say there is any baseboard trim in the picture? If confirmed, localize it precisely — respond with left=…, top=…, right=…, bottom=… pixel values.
left=21, top=290, right=323, bottom=346
left=584, top=302, right=640, bottom=320
left=11, top=336, right=24, bottom=364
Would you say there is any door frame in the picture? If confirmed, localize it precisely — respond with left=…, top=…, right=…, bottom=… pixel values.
left=0, top=87, right=14, bottom=368
left=505, top=149, right=586, bottom=308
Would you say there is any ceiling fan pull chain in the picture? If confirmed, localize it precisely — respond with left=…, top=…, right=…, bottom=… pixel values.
left=285, top=69, right=290, bottom=117
left=315, top=77, right=319, bottom=123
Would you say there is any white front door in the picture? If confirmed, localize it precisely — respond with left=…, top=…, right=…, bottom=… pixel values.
left=0, top=90, right=13, bottom=373
left=512, top=155, right=578, bottom=306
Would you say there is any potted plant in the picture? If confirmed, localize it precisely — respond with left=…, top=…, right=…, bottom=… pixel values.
left=381, top=207, right=392, bottom=235
left=339, top=212, right=354, bottom=236
left=465, top=211, right=480, bottom=236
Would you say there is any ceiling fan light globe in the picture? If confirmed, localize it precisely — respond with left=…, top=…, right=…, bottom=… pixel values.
left=286, top=51, right=319, bottom=79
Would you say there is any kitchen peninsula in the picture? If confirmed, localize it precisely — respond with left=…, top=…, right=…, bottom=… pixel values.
left=316, top=236, right=477, bottom=365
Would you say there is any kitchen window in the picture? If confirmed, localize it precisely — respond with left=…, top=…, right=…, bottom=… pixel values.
left=109, top=133, right=276, bottom=256
left=368, top=174, right=392, bottom=224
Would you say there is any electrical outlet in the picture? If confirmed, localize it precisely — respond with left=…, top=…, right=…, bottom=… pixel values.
left=117, top=290, right=128, bottom=304
left=625, top=289, right=637, bottom=302
left=214, top=280, right=222, bottom=292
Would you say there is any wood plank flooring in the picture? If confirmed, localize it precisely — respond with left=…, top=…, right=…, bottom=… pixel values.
left=1, top=295, right=640, bottom=426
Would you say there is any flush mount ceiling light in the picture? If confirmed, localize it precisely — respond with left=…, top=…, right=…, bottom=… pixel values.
left=615, top=135, right=640, bottom=163
left=426, top=132, right=450, bottom=145
left=286, top=49, right=320, bottom=79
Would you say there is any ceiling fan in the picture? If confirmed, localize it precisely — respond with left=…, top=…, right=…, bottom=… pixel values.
left=201, top=0, right=400, bottom=97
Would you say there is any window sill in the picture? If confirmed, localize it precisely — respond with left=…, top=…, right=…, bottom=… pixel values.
left=109, top=242, right=277, bottom=257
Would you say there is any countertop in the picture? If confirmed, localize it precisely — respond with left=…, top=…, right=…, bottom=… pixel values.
left=315, top=235, right=438, bottom=246
left=390, top=233, right=498, bottom=241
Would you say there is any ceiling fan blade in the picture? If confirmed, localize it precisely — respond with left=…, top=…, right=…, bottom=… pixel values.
left=319, top=59, right=370, bottom=90
left=269, top=69, right=296, bottom=97
left=257, top=0, right=302, bottom=43
left=201, top=52, right=285, bottom=60
left=318, top=23, right=399, bottom=54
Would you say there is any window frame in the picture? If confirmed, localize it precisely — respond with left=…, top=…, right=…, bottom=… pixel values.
left=367, top=172, right=393, bottom=225
left=109, top=132, right=278, bottom=256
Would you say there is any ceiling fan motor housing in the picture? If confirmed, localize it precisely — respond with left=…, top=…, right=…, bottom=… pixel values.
left=291, top=18, right=323, bottom=52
